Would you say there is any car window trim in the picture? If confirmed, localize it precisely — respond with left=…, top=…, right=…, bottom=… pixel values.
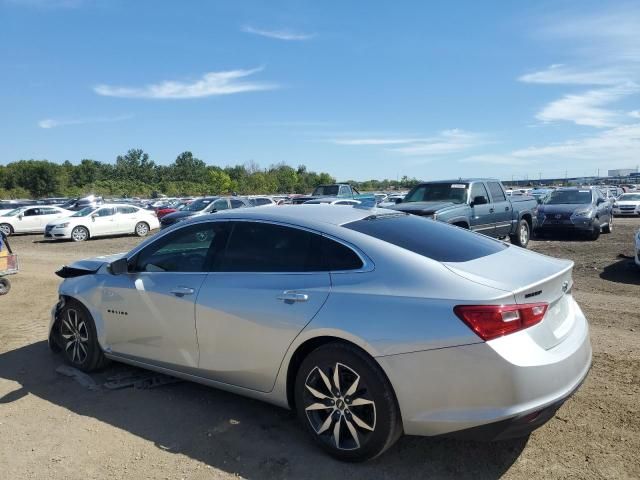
left=126, top=217, right=373, bottom=275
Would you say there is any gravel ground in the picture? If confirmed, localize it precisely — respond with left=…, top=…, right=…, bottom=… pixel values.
left=0, top=218, right=639, bottom=479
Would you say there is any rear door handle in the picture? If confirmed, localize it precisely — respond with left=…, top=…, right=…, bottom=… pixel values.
left=277, top=291, right=309, bottom=303
left=170, top=286, right=195, bottom=297
left=505, top=206, right=510, bottom=211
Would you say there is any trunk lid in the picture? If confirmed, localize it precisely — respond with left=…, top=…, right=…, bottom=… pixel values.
left=443, top=246, right=575, bottom=349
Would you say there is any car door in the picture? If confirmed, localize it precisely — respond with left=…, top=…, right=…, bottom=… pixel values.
left=116, top=206, right=138, bottom=233
left=595, top=190, right=611, bottom=224
left=195, top=220, right=332, bottom=392
left=211, top=198, right=229, bottom=213
left=468, top=182, right=495, bottom=236
left=487, top=181, right=512, bottom=237
left=15, top=207, right=44, bottom=232
left=101, top=221, right=227, bottom=368
left=89, top=207, right=118, bottom=236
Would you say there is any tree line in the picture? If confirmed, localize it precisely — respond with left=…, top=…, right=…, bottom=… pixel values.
left=0, top=149, right=422, bottom=199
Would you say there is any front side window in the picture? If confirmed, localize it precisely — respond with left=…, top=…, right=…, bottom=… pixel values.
left=487, top=182, right=506, bottom=202
left=212, top=199, right=229, bottom=211
left=470, top=183, right=489, bottom=202
left=339, top=186, right=350, bottom=196
left=71, top=207, right=94, bottom=217
left=133, top=222, right=229, bottom=273
left=24, top=208, right=40, bottom=217
left=95, top=208, right=115, bottom=217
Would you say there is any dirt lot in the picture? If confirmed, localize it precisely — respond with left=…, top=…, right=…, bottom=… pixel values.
left=1, top=219, right=639, bottom=480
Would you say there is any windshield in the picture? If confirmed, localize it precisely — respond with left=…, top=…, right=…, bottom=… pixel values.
left=544, top=190, right=593, bottom=205
left=619, top=194, right=640, bottom=201
left=313, top=185, right=339, bottom=196
left=71, top=207, right=95, bottom=217
left=184, top=198, right=213, bottom=212
left=3, top=208, right=23, bottom=217
left=404, top=183, right=469, bottom=204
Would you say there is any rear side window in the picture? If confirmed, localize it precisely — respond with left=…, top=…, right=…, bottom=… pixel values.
left=220, top=222, right=363, bottom=272
left=230, top=199, right=245, bottom=209
left=344, top=214, right=507, bottom=262
left=487, top=182, right=506, bottom=202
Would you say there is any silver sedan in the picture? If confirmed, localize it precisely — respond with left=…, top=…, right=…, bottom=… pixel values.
left=49, top=205, right=591, bottom=461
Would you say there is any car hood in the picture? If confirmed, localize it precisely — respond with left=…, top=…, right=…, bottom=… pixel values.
left=390, top=201, right=458, bottom=214
left=56, top=252, right=126, bottom=278
left=162, top=210, right=197, bottom=222
left=538, top=203, right=591, bottom=214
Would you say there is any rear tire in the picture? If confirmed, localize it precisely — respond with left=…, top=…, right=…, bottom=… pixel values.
left=71, top=226, right=89, bottom=242
left=135, top=221, right=150, bottom=237
left=0, top=223, right=12, bottom=237
left=58, top=299, right=108, bottom=372
left=294, top=342, right=402, bottom=462
left=0, top=278, right=11, bottom=295
left=509, top=219, right=530, bottom=248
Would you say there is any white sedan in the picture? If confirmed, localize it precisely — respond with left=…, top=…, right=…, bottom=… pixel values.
left=0, top=206, right=73, bottom=236
left=612, top=193, right=640, bottom=216
left=44, top=204, right=159, bottom=242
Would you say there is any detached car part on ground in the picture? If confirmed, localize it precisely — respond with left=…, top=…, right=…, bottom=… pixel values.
left=535, top=187, right=613, bottom=240
left=49, top=206, right=591, bottom=461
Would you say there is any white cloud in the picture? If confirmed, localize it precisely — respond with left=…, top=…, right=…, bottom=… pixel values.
left=535, top=83, right=640, bottom=127
left=629, top=110, right=640, bottom=118
left=519, top=64, right=628, bottom=86
left=241, top=25, right=315, bottom=41
left=330, top=129, right=486, bottom=156
left=94, top=68, right=278, bottom=99
left=38, top=114, right=133, bottom=129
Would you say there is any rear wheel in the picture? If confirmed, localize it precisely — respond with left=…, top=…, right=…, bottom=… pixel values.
left=509, top=219, right=530, bottom=248
left=58, top=300, right=108, bottom=372
left=71, top=226, right=89, bottom=242
left=135, top=221, right=150, bottom=237
left=295, top=343, right=402, bottom=462
left=0, top=223, right=12, bottom=236
left=0, top=278, right=11, bottom=295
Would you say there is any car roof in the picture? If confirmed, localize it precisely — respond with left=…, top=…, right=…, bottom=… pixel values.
left=204, top=204, right=391, bottom=227
left=415, top=178, right=499, bottom=184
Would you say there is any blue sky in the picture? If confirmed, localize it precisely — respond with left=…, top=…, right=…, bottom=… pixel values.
left=1, top=0, right=640, bottom=181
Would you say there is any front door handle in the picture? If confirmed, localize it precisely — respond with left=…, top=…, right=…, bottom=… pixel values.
left=170, top=286, right=195, bottom=297
left=277, top=291, right=309, bottom=303
left=505, top=206, right=510, bottom=211
left=489, top=208, right=495, bottom=213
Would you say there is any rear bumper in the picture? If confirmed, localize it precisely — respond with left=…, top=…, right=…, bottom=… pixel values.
left=377, top=297, right=591, bottom=437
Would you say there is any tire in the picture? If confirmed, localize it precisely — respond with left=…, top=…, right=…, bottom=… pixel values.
left=0, top=223, right=12, bottom=237
left=294, top=342, right=402, bottom=462
left=0, top=278, right=11, bottom=295
left=135, top=221, right=150, bottom=237
left=58, top=299, right=108, bottom=372
left=509, top=219, right=530, bottom=248
left=71, top=226, right=89, bottom=242
left=589, top=221, right=601, bottom=240
left=602, top=217, right=613, bottom=234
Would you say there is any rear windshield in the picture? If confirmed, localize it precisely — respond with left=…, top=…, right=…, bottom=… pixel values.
left=343, top=214, right=507, bottom=262
left=313, top=185, right=339, bottom=196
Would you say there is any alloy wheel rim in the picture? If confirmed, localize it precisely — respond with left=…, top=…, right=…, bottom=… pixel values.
left=137, top=223, right=148, bottom=235
left=0, top=225, right=10, bottom=236
left=303, top=362, right=376, bottom=451
left=60, top=308, right=89, bottom=364
left=72, top=228, right=87, bottom=241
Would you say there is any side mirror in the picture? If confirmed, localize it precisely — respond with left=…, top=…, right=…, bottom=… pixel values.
left=394, top=198, right=403, bottom=204
left=109, top=257, right=129, bottom=275
left=596, top=198, right=605, bottom=205
left=471, top=195, right=488, bottom=206
left=536, top=197, right=543, bottom=205
left=18, top=214, right=24, bottom=220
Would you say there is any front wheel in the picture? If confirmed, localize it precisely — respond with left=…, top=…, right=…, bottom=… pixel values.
left=71, top=226, right=89, bottom=242
left=135, top=221, right=150, bottom=237
left=0, top=278, right=11, bottom=295
left=58, top=300, right=108, bottom=372
left=589, top=221, right=601, bottom=240
left=602, top=217, right=613, bottom=234
left=295, top=343, right=402, bottom=462
left=0, top=223, right=12, bottom=237
left=509, top=219, right=530, bottom=248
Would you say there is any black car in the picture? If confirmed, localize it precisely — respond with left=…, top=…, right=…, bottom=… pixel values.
left=160, top=197, right=253, bottom=228
left=535, top=187, right=613, bottom=240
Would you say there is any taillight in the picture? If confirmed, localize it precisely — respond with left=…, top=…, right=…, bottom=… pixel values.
left=453, top=303, right=548, bottom=341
